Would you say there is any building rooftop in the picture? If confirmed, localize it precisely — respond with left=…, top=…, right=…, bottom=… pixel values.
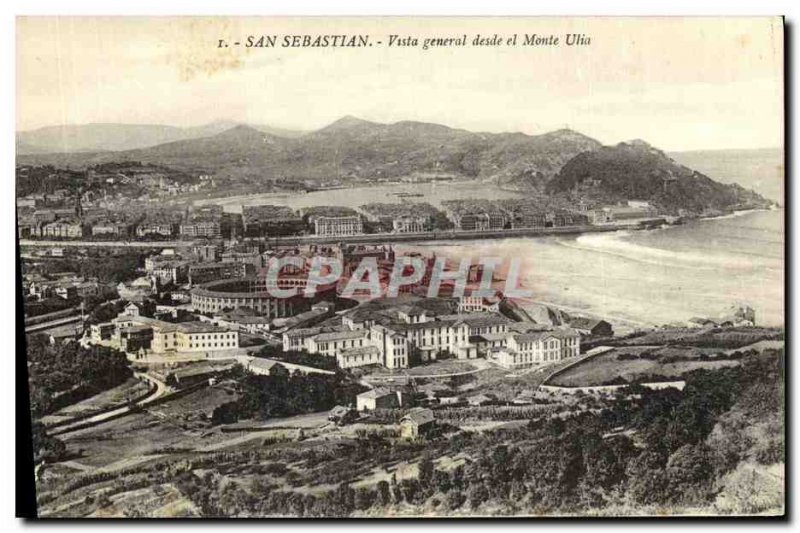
left=357, top=387, right=396, bottom=399
left=401, top=407, right=435, bottom=426
left=313, top=329, right=370, bottom=343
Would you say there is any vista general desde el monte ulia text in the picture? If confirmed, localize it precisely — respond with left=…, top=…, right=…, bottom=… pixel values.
left=218, top=33, right=592, bottom=49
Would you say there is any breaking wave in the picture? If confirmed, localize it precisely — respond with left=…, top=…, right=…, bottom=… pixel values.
left=561, top=230, right=763, bottom=271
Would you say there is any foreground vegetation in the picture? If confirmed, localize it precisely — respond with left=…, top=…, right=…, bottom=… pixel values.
left=176, top=349, right=783, bottom=517
left=26, top=334, right=132, bottom=463
left=38, top=348, right=781, bottom=517
left=210, top=365, right=367, bottom=425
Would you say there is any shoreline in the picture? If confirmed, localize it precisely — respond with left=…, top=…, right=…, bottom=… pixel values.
left=18, top=220, right=656, bottom=249
left=19, top=207, right=775, bottom=249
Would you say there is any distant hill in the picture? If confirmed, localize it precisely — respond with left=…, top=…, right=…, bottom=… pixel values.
left=16, top=117, right=601, bottom=189
left=16, top=121, right=306, bottom=154
left=548, top=141, right=773, bottom=213
left=17, top=117, right=774, bottom=214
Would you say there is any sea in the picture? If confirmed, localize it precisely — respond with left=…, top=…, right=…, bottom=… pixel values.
left=404, top=208, right=784, bottom=332
left=403, top=148, right=785, bottom=332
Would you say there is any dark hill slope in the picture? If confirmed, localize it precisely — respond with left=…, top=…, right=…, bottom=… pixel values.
left=547, top=141, right=771, bottom=213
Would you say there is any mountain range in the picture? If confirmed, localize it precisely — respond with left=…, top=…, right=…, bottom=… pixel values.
left=16, top=120, right=306, bottom=154
left=16, top=117, right=602, bottom=190
left=16, top=117, right=774, bottom=211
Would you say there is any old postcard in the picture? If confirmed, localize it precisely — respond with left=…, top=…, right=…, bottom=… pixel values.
left=16, top=16, right=785, bottom=518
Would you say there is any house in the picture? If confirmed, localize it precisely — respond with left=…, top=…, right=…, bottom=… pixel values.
left=243, top=358, right=282, bottom=376
left=356, top=387, right=403, bottom=411
left=213, top=308, right=272, bottom=335
left=120, top=301, right=145, bottom=318
left=399, top=408, right=436, bottom=439
left=90, top=322, right=115, bottom=342
left=568, top=317, right=614, bottom=337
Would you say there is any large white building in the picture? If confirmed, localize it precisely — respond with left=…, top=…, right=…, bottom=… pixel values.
left=314, top=216, right=363, bottom=237
left=110, top=314, right=239, bottom=355
left=491, top=329, right=580, bottom=370
left=392, top=216, right=427, bottom=234
left=281, top=303, right=578, bottom=370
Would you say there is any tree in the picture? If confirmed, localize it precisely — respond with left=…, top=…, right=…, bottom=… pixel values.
left=377, top=480, right=392, bottom=506
left=467, top=483, right=489, bottom=509
left=399, top=479, right=421, bottom=504
left=665, top=443, right=714, bottom=505
left=31, top=421, right=66, bottom=463
left=625, top=450, right=669, bottom=505
left=354, top=487, right=376, bottom=511
left=446, top=489, right=466, bottom=510
left=418, top=456, right=435, bottom=486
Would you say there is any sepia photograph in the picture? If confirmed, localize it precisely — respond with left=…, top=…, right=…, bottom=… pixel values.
left=14, top=16, right=785, bottom=518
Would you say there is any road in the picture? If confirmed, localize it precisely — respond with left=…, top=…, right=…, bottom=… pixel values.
left=196, top=411, right=331, bottom=452
left=25, top=314, right=83, bottom=334
left=20, top=239, right=189, bottom=248
left=51, top=372, right=170, bottom=436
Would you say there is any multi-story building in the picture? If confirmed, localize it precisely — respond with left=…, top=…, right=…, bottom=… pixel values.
left=313, top=216, right=363, bottom=237
left=91, top=221, right=133, bottom=237
left=192, top=244, right=219, bottom=263
left=136, top=221, right=175, bottom=237
left=452, top=212, right=507, bottom=232
left=220, top=250, right=263, bottom=273
left=493, top=328, right=580, bottom=369
left=144, top=254, right=190, bottom=284
left=110, top=314, right=239, bottom=354
left=509, top=212, right=547, bottom=229
left=180, top=206, right=223, bottom=239
left=180, top=220, right=221, bottom=239
left=242, top=205, right=304, bottom=237
left=188, top=261, right=247, bottom=285
left=150, top=261, right=190, bottom=285
left=89, top=322, right=115, bottom=343
left=39, top=219, right=84, bottom=238
left=392, top=216, right=427, bottom=234
left=283, top=305, right=519, bottom=370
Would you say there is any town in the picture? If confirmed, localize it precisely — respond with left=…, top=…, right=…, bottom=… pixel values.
left=19, top=169, right=783, bottom=519
left=15, top=12, right=785, bottom=519
left=16, top=164, right=683, bottom=246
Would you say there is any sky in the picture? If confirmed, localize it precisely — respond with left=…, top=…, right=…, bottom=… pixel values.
left=16, top=16, right=784, bottom=151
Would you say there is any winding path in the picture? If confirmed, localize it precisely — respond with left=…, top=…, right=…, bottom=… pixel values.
left=50, top=372, right=170, bottom=436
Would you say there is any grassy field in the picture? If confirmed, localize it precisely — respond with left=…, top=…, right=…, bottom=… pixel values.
left=365, top=359, right=478, bottom=378
left=549, top=345, right=741, bottom=387
left=41, top=378, right=151, bottom=426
